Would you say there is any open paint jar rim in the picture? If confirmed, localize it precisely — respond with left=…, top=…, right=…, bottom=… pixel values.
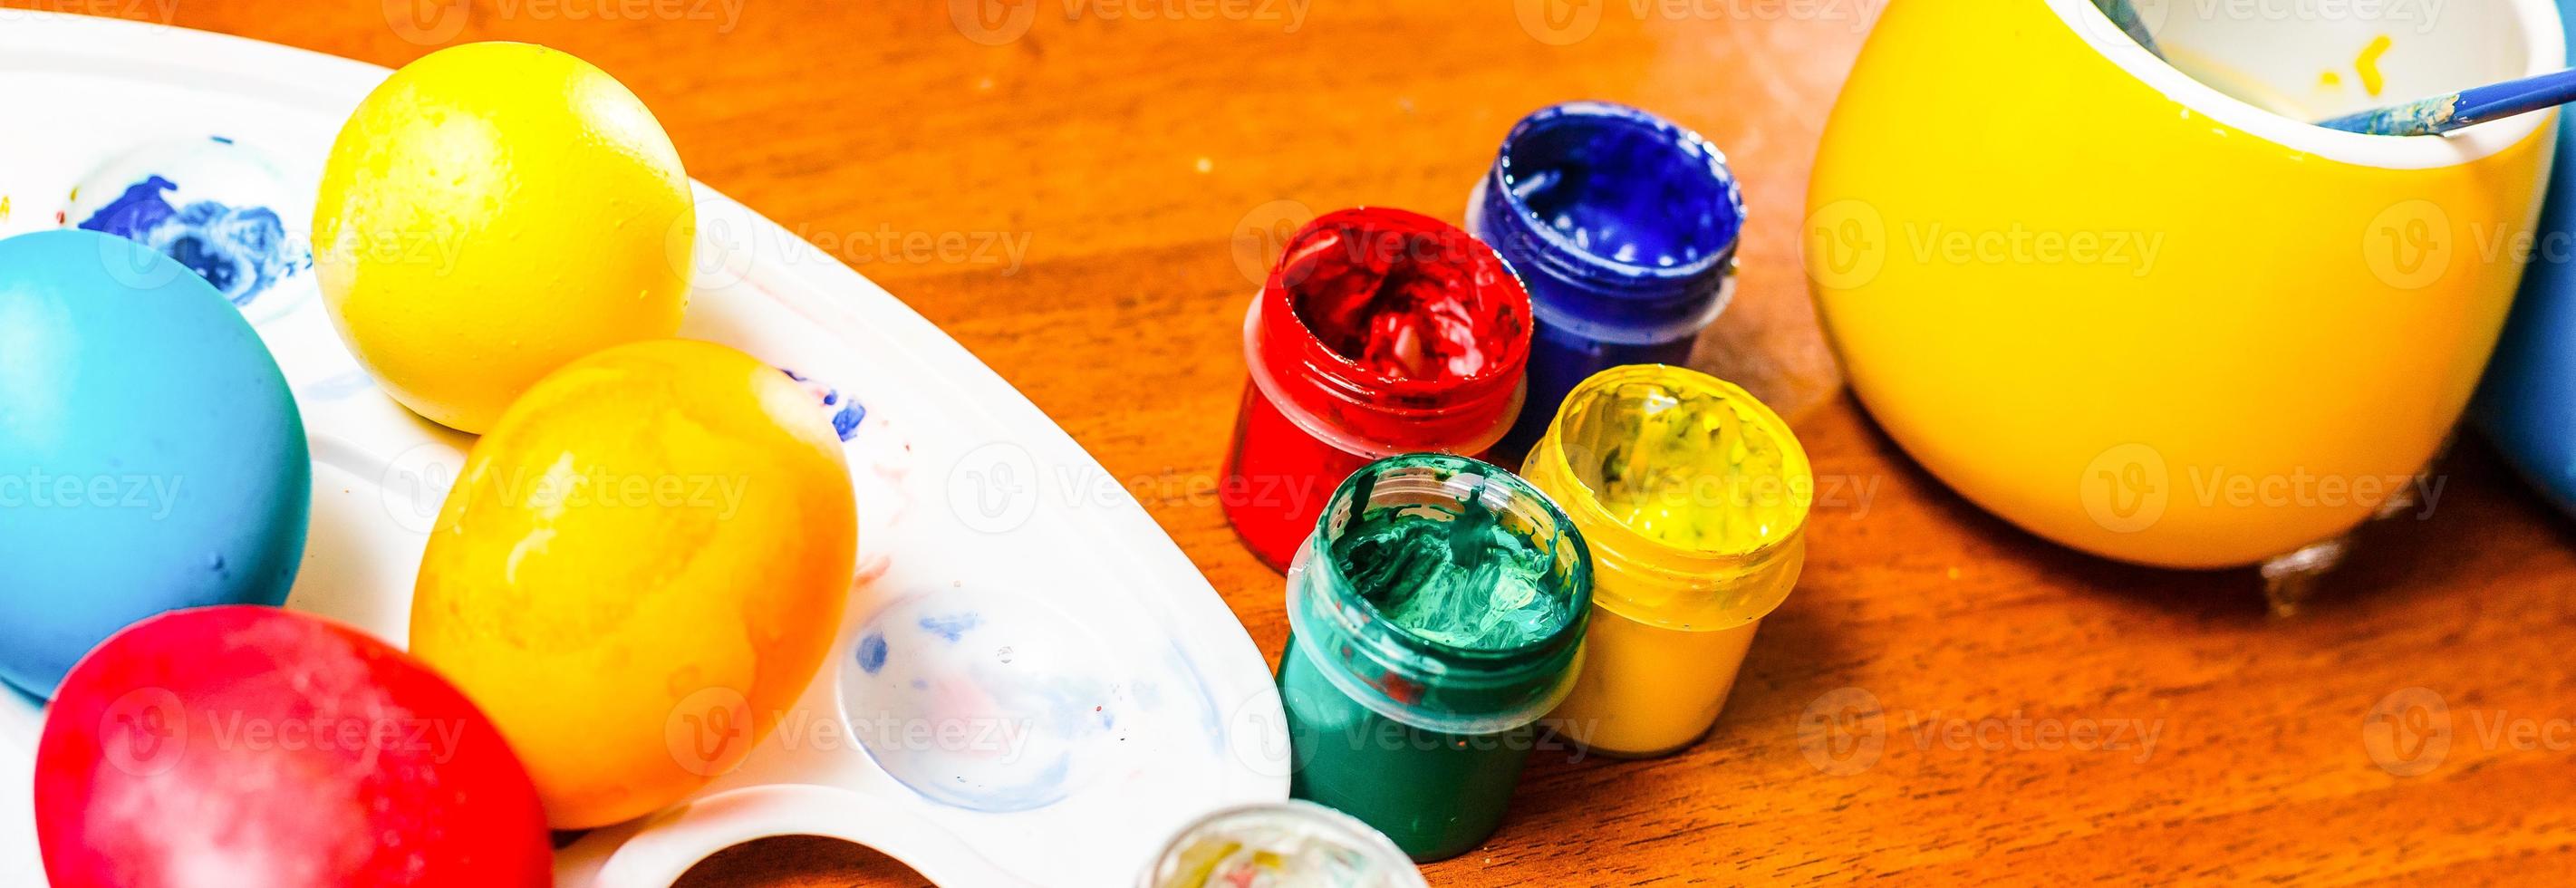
left=1240, top=298, right=1528, bottom=457
left=1283, top=454, right=1593, bottom=734
left=1532, top=364, right=1813, bottom=566
left=1481, top=100, right=1743, bottom=291
left=1138, top=800, right=1427, bottom=888
left=2049, top=0, right=2562, bottom=170
left=1310, top=454, right=1594, bottom=662
left=1258, top=207, right=1534, bottom=402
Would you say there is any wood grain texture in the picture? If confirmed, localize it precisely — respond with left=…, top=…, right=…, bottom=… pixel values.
left=19, top=0, right=2576, bottom=883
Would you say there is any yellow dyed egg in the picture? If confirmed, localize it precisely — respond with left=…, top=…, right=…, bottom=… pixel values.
left=314, top=42, right=692, bottom=433
left=410, top=340, right=856, bottom=829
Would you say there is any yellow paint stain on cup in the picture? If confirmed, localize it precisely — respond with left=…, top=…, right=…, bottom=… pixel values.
left=1522, top=365, right=1809, bottom=758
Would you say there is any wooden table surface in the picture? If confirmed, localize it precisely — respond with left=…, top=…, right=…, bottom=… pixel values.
left=24, top=0, right=2576, bottom=883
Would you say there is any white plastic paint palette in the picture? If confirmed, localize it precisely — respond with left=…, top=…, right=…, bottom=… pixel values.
left=0, top=13, right=1285, bottom=886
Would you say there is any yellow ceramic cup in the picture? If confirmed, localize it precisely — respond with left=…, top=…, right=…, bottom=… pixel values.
left=1807, top=0, right=2563, bottom=568
left=1524, top=366, right=1809, bottom=758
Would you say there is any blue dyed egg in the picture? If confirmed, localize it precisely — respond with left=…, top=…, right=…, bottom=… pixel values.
left=0, top=229, right=310, bottom=698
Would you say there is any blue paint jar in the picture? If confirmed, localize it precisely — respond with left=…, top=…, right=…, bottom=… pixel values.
left=1467, top=101, right=1747, bottom=455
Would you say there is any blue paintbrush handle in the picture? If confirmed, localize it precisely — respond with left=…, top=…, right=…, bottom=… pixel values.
left=2091, top=0, right=2162, bottom=57
left=2318, top=68, right=2576, bottom=136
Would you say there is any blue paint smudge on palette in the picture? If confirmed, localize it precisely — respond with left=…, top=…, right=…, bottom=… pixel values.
left=295, top=371, right=380, bottom=402
left=779, top=367, right=867, bottom=441
left=855, top=632, right=889, bottom=674
left=79, top=176, right=306, bottom=308
left=837, top=588, right=1125, bottom=813
left=69, top=138, right=312, bottom=312
left=919, top=612, right=980, bottom=642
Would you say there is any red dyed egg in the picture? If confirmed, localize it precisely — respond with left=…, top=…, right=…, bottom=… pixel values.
left=34, top=606, right=552, bottom=887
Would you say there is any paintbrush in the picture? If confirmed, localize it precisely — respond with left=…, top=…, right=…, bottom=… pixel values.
left=2316, top=68, right=2576, bottom=136
left=2091, top=0, right=2163, bottom=57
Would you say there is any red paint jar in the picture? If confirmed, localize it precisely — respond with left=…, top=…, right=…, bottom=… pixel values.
left=1220, top=208, right=1533, bottom=569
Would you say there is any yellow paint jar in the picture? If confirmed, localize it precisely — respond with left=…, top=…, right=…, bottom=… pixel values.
left=1521, top=365, right=1809, bottom=758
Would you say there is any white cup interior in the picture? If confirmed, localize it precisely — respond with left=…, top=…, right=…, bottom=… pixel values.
left=2051, top=0, right=2566, bottom=169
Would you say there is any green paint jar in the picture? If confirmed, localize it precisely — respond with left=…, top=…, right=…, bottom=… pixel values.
left=1278, top=453, right=1592, bottom=863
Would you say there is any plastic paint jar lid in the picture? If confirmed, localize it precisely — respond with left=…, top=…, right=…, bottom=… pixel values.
left=1522, top=365, right=1809, bottom=631
left=1470, top=101, right=1745, bottom=347
left=1284, top=453, right=1593, bottom=736
left=1138, top=800, right=1428, bottom=888
left=1243, top=208, right=1534, bottom=455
